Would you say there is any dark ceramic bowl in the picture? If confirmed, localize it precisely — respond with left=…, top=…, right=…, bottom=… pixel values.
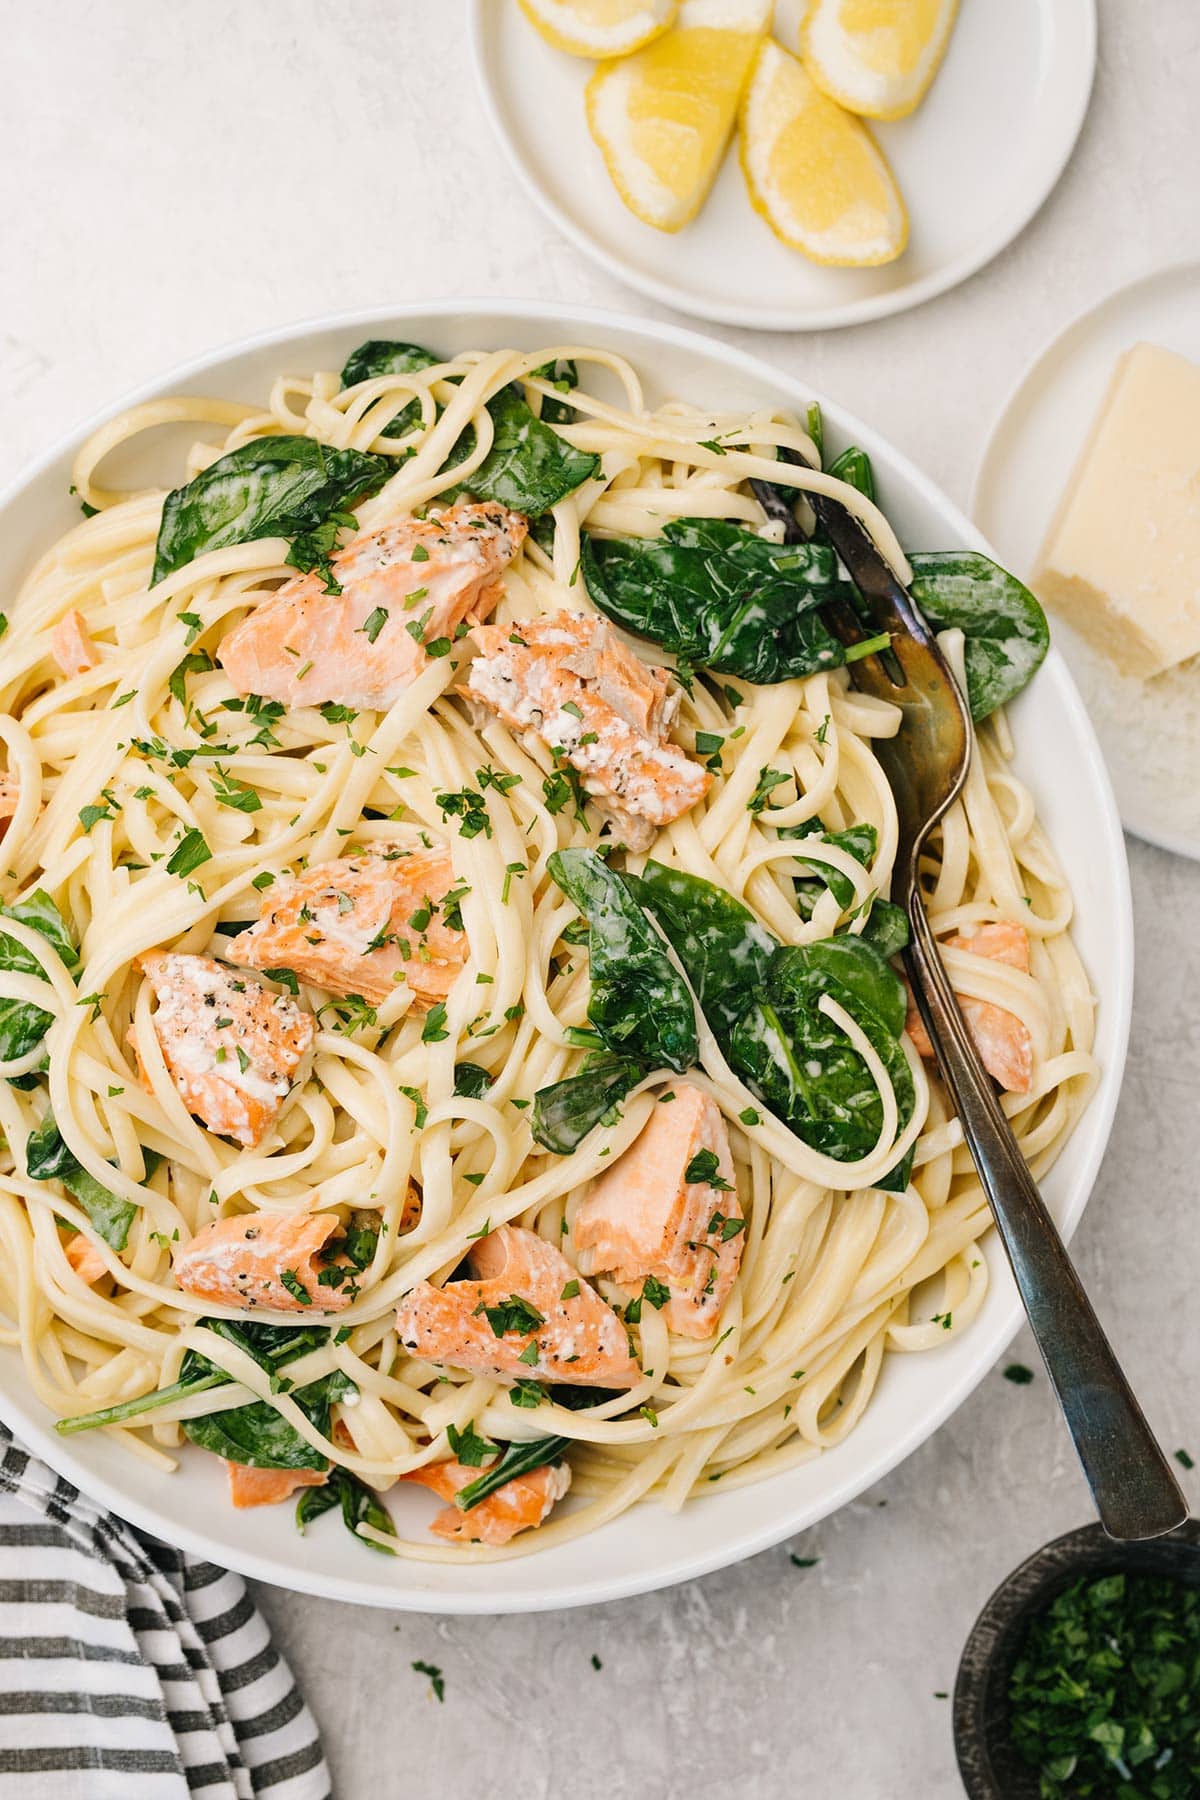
left=954, top=1518, right=1200, bottom=1797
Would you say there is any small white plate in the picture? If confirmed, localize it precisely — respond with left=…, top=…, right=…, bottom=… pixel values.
left=972, top=261, right=1200, bottom=862
left=469, top=0, right=1096, bottom=332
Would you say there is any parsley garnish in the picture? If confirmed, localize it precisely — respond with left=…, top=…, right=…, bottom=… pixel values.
left=421, top=1002, right=449, bottom=1043
left=474, top=1294, right=545, bottom=1339
left=446, top=1422, right=499, bottom=1466
left=412, top=1660, right=445, bottom=1703
left=747, top=766, right=791, bottom=815
left=279, top=1269, right=312, bottom=1306
left=166, top=828, right=212, bottom=877
left=684, top=1149, right=733, bottom=1191
left=1003, top=1363, right=1035, bottom=1385
left=358, top=606, right=388, bottom=644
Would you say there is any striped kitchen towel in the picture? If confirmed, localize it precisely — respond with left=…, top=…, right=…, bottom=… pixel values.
left=0, top=1424, right=331, bottom=1799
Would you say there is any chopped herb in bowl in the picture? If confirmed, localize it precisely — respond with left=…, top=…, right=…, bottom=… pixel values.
left=1008, top=1570, right=1200, bottom=1795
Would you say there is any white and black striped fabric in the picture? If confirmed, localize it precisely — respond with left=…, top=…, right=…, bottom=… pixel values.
left=0, top=1425, right=331, bottom=1798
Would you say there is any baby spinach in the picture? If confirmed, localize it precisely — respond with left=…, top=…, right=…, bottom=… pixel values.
left=443, top=382, right=600, bottom=517
left=454, top=1436, right=570, bottom=1512
left=754, top=938, right=915, bottom=1188
left=151, top=436, right=392, bottom=588
left=531, top=1051, right=643, bottom=1155
left=826, top=445, right=875, bottom=500
left=859, top=898, right=910, bottom=960
left=24, top=1108, right=136, bottom=1251
left=58, top=1317, right=332, bottom=1435
left=786, top=819, right=878, bottom=917
left=182, top=1365, right=355, bottom=1471
left=529, top=357, right=579, bottom=425
left=338, top=340, right=440, bottom=440
left=547, top=849, right=697, bottom=1074
left=0, top=890, right=79, bottom=1078
left=628, top=861, right=777, bottom=1040
left=581, top=517, right=849, bottom=685
left=907, top=553, right=1050, bottom=721
left=295, top=1466, right=398, bottom=1553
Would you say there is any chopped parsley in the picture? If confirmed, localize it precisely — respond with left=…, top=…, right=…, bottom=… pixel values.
left=279, top=1269, right=312, bottom=1306
left=358, top=607, right=388, bottom=644
left=411, top=1660, right=445, bottom=1703
left=684, top=1148, right=733, bottom=1191
left=474, top=1294, right=545, bottom=1339
left=747, top=766, right=791, bottom=815
left=1004, top=1363, right=1035, bottom=1385
left=421, top=1002, right=450, bottom=1044
left=446, top=1421, right=498, bottom=1467
left=165, top=828, right=212, bottom=877
left=1008, top=1571, right=1200, bottom=1798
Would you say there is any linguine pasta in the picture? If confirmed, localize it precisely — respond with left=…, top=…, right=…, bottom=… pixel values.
left=0, top=343, right=1097, bottom=1561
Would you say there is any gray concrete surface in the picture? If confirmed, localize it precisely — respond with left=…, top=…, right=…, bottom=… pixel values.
left=2, top=3, right=1197, bottom=1793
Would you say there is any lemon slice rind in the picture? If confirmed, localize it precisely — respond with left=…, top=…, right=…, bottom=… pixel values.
left=518, top=0, right=680, bottom=61
left=586, top=0, right=771, bottom=233
left=739, top=38, right=908, bottom=267
left=800, top=0, right=959, bottom=121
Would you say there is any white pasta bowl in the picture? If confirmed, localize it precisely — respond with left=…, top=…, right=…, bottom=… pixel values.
left=0, top=303, right=1131, bottom=1613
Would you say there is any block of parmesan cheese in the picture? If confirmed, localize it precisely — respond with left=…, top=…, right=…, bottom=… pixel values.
left=1034, top=342, right=1200, bottom=678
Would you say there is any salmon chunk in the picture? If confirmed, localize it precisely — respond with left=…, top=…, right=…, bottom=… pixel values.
left=229, top=844, right=466, bottom=1010
left=51, top=609, right=100, bottom=679
left=463, top=612, right=710, bottom=851
left=64, top=1231, right=107, bottom=1285
left=135, top=952, right=315, bottom=1148
left=217, top=501, right=527, bottom=712
left=226, top=1463, right=329, bottom=1509
left=906, top=921, right=1033, bottom=1094
left=395, top=1223, right=639, bottom=1389
left=173, top=1211, right=352, bottom=1312
left=575, top=1083, right=743, bottom=1338
left=401, top=1455, right=571, bottom=1546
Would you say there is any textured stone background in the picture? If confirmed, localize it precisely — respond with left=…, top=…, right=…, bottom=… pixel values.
left=1, top=2, right=1197, bottom=1792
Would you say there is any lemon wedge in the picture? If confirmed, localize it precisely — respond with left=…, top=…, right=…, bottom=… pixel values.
left=518, top=0, right=679, bottom=60
left=801, top=0, right=959, bottom=120
left=586, top=0, right=771, bottom=232
left=739, top=39, right=907, bottom=265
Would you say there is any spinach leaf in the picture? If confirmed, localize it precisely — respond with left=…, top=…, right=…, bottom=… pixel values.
left=784, top=819, right=877, bottom=917
left=581, top=517, right=850, bottom=685
left=907, top=552, right=1050, bottom=721
left=24, top=1108, right=136, bottom=1251
left=58, top=1317, right=332, bottom=1435
left=859, top=898, right=909, bottom=959
left=295, top=1466, right=397, bottom=1553
left=0, top=890, right=79, bottom=1077
left=628, top=861, right=777, bottom=1040
left=152, top=437, right=392, bottom=587
left=182, top=1367, right=355, bottom=1471
left=768, top=936, right=908, bottom=1039
left=454, top=1436, right=570, bottom=1512
left=338, top=340, right=440, bottom=440
left=743, top=938, right=915, bottom=1188
left=531, top=1051, right=643, bottom=1155
left=443, top=383, right=600, bottom=516
left=529, top=357, right=579, bottom=425
left=547, top=849, right=697, bottom=1073
left=826, top=445, right=875, bottom=500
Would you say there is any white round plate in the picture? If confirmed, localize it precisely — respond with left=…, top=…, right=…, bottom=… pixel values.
left=0, top=302, right=1130, bottom=1612
left=972, top=261, right=1200, bottom=862
left=468, top=0, right=1096, bottom=332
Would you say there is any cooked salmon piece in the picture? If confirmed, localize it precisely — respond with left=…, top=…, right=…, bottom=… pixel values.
left=173, top=1211, right=353, bottom=1312
left=229, top=845, right=466, bottom=1010
left=574, top=1083, right=743, bottom=1338
left=226, top=1463, right=329, bottom=1509
left=217, top=500, right=527, bottom=712
left=63, top=1231, right=107, bottom=1285
left=396, top=1223, right=639, bottom=1389
left=463, top=612, right=710, bottom=851
left=134, top=952, right=315, bottom=1148
left=401, top=1455, right=571, bottom=1546
left=51, top=609, right=100, bottom=679
left=905, top=921, right=1033, bottom=1095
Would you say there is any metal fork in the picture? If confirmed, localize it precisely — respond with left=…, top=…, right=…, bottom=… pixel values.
left=805, top=485, right=1187, bottom=1542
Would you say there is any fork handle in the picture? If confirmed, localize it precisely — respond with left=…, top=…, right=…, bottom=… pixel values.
left=904, top=902, right=1186, bottom=1541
